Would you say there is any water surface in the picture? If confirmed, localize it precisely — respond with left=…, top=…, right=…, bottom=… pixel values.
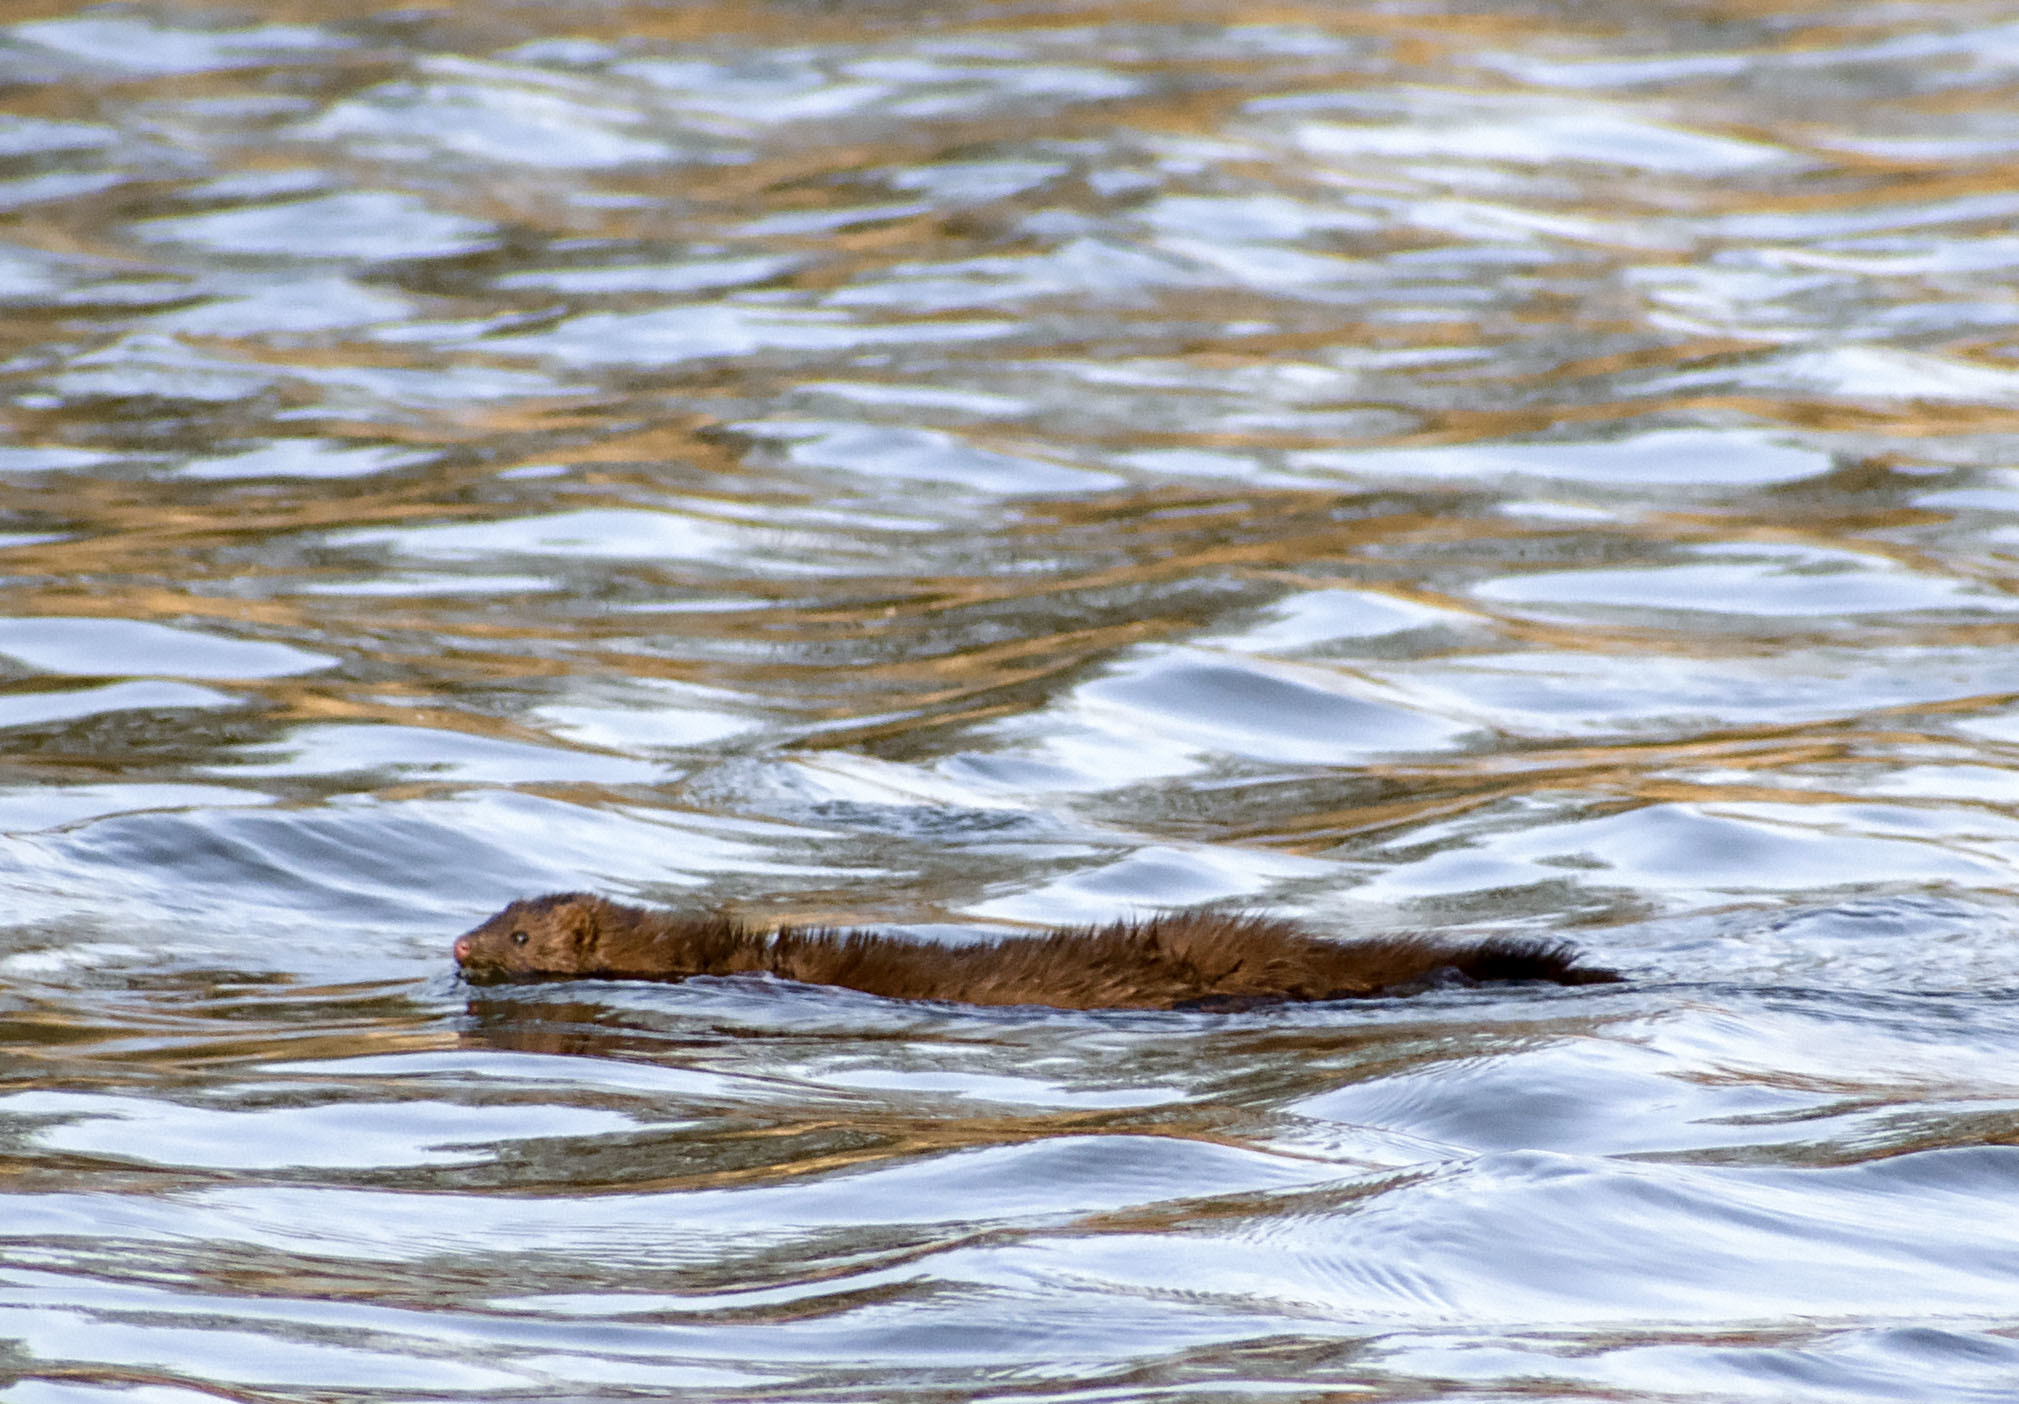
left=5, top=0, right=2019, bottom=1399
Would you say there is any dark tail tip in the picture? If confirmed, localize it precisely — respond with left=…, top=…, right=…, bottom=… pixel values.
left=1452, top=936, right=1622, bottom=986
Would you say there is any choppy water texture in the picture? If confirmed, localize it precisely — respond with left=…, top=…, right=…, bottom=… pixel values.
left=4, top=0, right=2019, bottom=1398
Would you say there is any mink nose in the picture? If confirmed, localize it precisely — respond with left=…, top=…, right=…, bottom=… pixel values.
left=453, top=936, right=470, bottom=961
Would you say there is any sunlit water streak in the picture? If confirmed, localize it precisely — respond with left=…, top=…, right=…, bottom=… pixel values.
left=4, top=0, right=2019, bottom=1399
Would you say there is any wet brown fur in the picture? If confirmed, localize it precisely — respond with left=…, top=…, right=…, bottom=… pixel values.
left=454, top=893, right=1621, bottom=1010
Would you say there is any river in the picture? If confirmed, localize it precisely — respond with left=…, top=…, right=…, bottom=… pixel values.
left=3, top=1, right=2019, bottom=1399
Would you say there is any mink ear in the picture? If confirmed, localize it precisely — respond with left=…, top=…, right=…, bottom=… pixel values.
left=567, top=900, right=600, bottom=952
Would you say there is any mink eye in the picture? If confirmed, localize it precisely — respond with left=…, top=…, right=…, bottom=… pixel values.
left=511, top=930, right=530, bottom=946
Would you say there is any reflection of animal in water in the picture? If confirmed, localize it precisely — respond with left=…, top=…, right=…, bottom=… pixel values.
left=454, top=893, right=1621, bottom=1011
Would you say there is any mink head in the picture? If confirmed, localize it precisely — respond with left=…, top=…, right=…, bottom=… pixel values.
left=454, top=893, right=604, bottom=981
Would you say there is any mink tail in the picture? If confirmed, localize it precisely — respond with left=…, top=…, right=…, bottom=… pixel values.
left=1445, top=936, right=1622, bottom=986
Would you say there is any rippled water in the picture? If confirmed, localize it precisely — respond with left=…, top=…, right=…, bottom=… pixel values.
left=5, top=0, right=2019, bottom=1398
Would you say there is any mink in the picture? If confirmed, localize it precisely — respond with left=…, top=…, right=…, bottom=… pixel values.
left=453, top=893, right=1620, bottom=1011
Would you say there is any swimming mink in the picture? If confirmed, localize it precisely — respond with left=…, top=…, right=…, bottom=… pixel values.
left=454, top=893, right=1621, bottom=1010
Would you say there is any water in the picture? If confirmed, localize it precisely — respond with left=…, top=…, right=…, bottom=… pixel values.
left=4, top=0, right=2019, bottom=1397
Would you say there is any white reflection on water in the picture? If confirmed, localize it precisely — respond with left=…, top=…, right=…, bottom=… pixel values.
left=1477, top=546, right=2019, bottom=619
left=1294, top=426, right=1832, bottom=487
left=134, top=191, right=497, bottom=260
left=0, top=618, right=333, bottom=679
left=476, top=303, right=1013, bottom=365
left=8, top=13, right=343, bottom=74
left=1277, top=91, right=1794, bottom=174
left=329, top=507, right=750, bottom=564
left=0, top=1088, right=640, bottom=1169
left=1079, top=648, right=1476, bottom=764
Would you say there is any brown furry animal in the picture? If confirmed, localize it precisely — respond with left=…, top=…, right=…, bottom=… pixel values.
left=453, top=893, right=1620, bottom=1010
